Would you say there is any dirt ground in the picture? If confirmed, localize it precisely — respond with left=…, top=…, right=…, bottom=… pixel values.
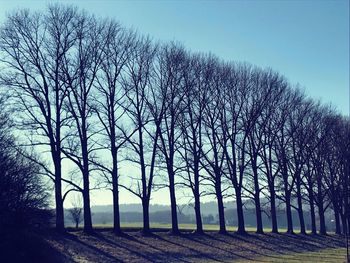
left=42, top=230, right=347, bottom=263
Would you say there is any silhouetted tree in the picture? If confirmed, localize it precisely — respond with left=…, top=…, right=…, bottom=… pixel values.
left=1, top=3, right=348, bottom=238
left=68, top=195, right=83, bottom=229
left=61, top=12, right=104, bottom=233
left=178, top=54, right=208, bottom=234
left=94, top=21, right=136, bottom=235
left=121, top=36, right=159, bottom=235
left=201, top=57, right=228, bottom=234
left=0, top=5, right=78, bottom=232
left=157, top=43, right=187, bottom=235
left=0, top=96, right=50, bottom=233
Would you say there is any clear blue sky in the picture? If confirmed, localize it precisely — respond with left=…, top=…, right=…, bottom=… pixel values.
left=0, top=0, right=349, bottom=114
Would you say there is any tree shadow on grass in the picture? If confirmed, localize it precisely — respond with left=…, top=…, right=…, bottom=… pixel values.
left=201, top=233, right=276, bottom=259
left=153, top=233, right=225, bottom=262
left=267, top=233, right=344, bottom=252
left=92, top=231, right=195, bottom=263
left=240, top=233, right=309, bottom=253
left=63, top=232, right=122, bottom=262
left=58, top=230, right=345, bottom=263
left=237, top=232, right=346, bottom=262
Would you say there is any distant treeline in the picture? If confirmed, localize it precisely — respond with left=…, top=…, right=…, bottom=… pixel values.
left=0, top=4, right=349, bottom=236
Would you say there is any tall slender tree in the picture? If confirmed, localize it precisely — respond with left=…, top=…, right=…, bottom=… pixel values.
left=0, top=5, right=78, bottom=231
left=121, top=37, right=159, bottom=235
left=94, top=22, right=135, bottom=235
left=61, top=13, right=105, bottom=233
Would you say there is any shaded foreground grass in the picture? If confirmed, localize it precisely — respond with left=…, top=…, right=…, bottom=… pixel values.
left=43, top=228, right=347, bottom=263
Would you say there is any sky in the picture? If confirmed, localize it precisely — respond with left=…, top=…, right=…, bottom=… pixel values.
left=0, top=0, right=348, bottom=114
left=0, top=0, right=349, bottom=207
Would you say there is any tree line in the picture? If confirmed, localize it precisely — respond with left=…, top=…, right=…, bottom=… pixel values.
left=0, top=5, right=349, bottom=236
left=0, top=94, right=50, bottom=232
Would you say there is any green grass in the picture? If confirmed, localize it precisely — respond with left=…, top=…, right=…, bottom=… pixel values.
left=240, top=248, right=348, bottom=263
left=67, top=222, right=325, bottom=234
left=87, top=222, right=291, bottom=233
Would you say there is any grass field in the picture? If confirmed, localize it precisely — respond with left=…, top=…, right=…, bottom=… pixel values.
left=244, top=248, right=347, bottom=263
left=44, top=227, right=347, bottom=262
left=91, top=222, right=264, bottom=231
left=74, top=222, right=302, bottom=234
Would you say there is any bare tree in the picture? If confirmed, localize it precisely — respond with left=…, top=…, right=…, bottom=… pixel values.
left=272, top=88, right=303, bottom=234
left=93, top=21, right=136, bottom=235
left=0, top=95, right=51, bottom=231
left=156, top=43, right=187, bottom=235
left=326, top=116, right=350, bottom=235
left=178, top=54, right=208, bottom=234
left=201, top=57, right=229, bottom=234
left=68, top=194, right=83, bottom=229
left=221, top=63, right=258, bottom=235
left=0, top=5, right=78, bottom=231
left=61, top=13, right=105, bottom=233
left=257, top=75, right=288, bottom=233
left=1, top=4, right=348, bottom=238
left=121, top=36, right=159, bottom=235
left=287, top=99, right=317, bottom=234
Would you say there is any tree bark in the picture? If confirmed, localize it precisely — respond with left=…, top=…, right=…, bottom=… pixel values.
left=142, top=197, right=150, bottom=234
left=168, top=169, right=179, bottom=235
left=334, top=206, right=341, bottom=235
left=54, top=156, right=65, bottom=232
left=269, top=184, right=278, bottom=233
left=216, top=180, right=226, bottom=234
left=309, top=189, right=317, bottom=234
left=296, top=175, right=306, bottom=234
left=193, top=166, right=203, bottom=234
left=83, top=175, right=93, bottom=233
left=285, top=189, right=294, bottom=234
left=317, top=176, right=326, bottom=235
left=112, top=156, right=121, bottom=234
left=252, top=158, right=263, bottom=234
left=235, top=187, right=246, bottom=234
left=82, top=135, right=93, bottom=233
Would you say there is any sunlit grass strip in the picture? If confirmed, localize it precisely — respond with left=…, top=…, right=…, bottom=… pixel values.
left=85, top=222, right=293, bottom=233
left=236, top=248, right=347, bottom=263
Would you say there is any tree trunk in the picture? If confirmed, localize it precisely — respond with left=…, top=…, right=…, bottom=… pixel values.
left=254, top=193, right=263, bottom=234
left=216, top=181, right=226, bottom=234
left=83, top=170, right=93, bottom=233
left=309, top=192, right=317, bottom=234
left=307, top=179, right=317, bottom=235
left=341, top=213, right=348, bottom=235
left=142, top=197, right=150, bottom=234
left=285, top=189, right=294, bottom=234
left=250, top=141, right=263, bottom=234
left=194, top=169, right=203, bottom=234
left=334, top=206, right=341, bottom=235
left=296, top=176, right=306, bottom=234
left=54, top=159, right=65, bottom=232
left=317, top=203, right=326, bottom=235
left=169, top=170, right=179, bottom=235
left=112, top=159, right=121, bottom=235
left=281, top=153, right=293, bottom=234
left=235, top=188, right=246, bottom=234
left=269, top=184, right=278, bottom=233
left=317, top=177, right=326, bottom=235
left=252, top=159, right=263, bottom=234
